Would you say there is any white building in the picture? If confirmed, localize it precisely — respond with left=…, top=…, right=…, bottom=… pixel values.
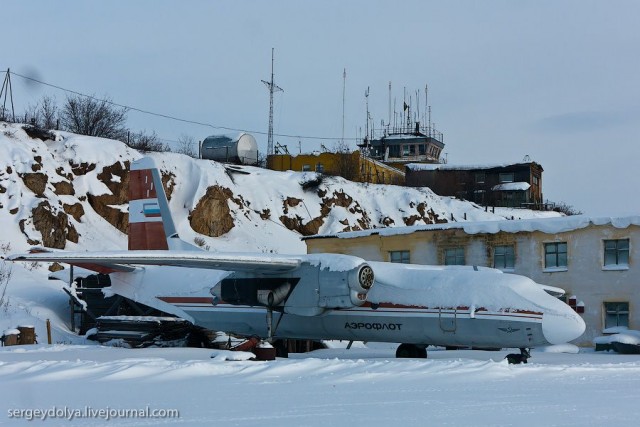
left=304, top=216, right=640, bottom=346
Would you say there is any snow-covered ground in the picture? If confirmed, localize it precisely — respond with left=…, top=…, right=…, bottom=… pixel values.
left=1, top=343, right=639, bottom=426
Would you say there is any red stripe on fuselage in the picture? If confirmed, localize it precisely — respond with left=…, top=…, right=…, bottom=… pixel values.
left=157, top=297, right=544, bottom=320
left=158, top=296, right=213, bottom=304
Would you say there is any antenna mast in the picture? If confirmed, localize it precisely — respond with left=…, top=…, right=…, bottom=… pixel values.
left=364, top=87, right=370, bottom=143
left=341, top=68, right=346, bottom=146
left=262, top=48, right=283, bottom=156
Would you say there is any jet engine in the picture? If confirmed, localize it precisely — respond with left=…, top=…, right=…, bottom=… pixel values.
left=318, top=263, right=375, bottom=309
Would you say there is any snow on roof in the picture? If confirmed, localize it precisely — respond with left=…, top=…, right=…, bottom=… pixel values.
left=406, top=162, right=534, bottom=171
left=492, top=182, right=531, bottom=191
left=304, top=215, right=640, bottom=240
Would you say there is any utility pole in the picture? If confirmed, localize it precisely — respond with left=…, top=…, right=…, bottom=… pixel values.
left=1, top=69, right=16, bottom=122
left=262, top=48, right=283, bottom=156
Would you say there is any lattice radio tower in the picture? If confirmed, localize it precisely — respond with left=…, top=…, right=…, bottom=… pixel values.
left=262, top=48, right=283, bottom=156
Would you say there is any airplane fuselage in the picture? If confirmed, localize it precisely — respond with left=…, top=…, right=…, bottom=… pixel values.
left=165, top=299, right=550, bottom=348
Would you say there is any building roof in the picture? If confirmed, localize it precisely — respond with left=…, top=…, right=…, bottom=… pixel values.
left=303, top=215, right=640, bottom=240
left=406, top=162, right=540, bottom=172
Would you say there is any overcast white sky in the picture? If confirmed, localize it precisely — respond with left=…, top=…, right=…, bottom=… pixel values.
left=3, top=1, right=639, bottom=216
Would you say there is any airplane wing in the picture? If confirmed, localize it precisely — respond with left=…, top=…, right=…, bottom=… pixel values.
left=8, top=249, right=302, bottom=274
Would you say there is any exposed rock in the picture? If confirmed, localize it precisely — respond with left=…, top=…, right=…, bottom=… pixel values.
left=63, top=203, right=85, bottom=222
left=161, top=172, right=175, bottom=201
left=259, top=209, right=271, bottom=220
left=323, top=190, right=353, bottom=208
left=9, top=208, right=18, bottom=215
left=70, top=162, right=96, bottom=176
left=31, top=200, right=79, bottom=248
left=282, top=197, right=302, bottom=214
left=403, top=215, right=422, bottom=226
left=48, top=263, right=64, bottom=272
left=21, top=173, right=48, bottom=197
left=189, top=185, right=236, bottom=237
left=87, top=194, right=128, bottom=234
left=86, top=162, right=130, bottom=234
left=402, top=202, right=444, bottom=225
left=380, top=217, right=395, bottom=226
left=19, top=219, right=40, bottom=246
left=53, top=181, right=75, bottom=196
left=278, top=214, right=324, bottom=236
left=0, top=184, right=5, bottom=194
left=6, top=166, right=12, bottom=174
left=31, top=156, right=43, bottom=172
left=22, top=125, right=56, bottom=141
left=55, top=167, right=73, bottom=181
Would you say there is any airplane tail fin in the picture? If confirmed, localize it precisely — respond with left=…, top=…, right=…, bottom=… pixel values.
left=128, top=157, right=200, bottom=251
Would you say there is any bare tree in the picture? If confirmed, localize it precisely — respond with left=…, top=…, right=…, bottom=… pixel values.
left=16, top=95, right=58, bottom=130
left=553, top=201, right=582, bottom=216
left=23, top=102, right=42, bottom=127
left=40, top=95, right=59, bottom=129
left=0, top=242, right=13, bottom=312
left=331, top=141, right=360, bottom=181
left=61, top=94, right=128, bottom=140
left=176, top=133, right=197, bottom=157
left=127, top=130, right=168, bottom=153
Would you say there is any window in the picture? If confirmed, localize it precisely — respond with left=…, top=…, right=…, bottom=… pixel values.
left=445, top=247, right=465, bottom=265
left=315, top=163, right=324, bottom=173
left=419, top=144, right=426, bottom=156
left=494, top=245, right=515, bottom=270
left=302, top=164, right=311, bottom=172
left=475, top=172, right=485, bottom=184
left=604, top=302, right=629, bottom=329
left=389, top=250, right=410, bottom=264
left=533, top=176, right=539, bottom=186
left=604, top=239, right=629, bottom=267
left=499, top=172, right=514, bottom=183
left=544, top=242, right=567, bottom=269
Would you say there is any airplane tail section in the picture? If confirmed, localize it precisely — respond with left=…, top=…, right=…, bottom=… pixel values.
left=128, top=157, right=200, bottom=251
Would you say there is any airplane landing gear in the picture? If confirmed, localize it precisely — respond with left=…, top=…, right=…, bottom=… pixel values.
left=396, top=343, right=427, bottom=358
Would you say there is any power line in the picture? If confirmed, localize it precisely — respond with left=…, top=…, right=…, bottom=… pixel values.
left=7, top=69, right=360, bottom=142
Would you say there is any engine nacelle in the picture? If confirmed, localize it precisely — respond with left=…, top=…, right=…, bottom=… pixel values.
left=318, top=263, right=375, bottom=309
left=256, top=283, right=291, bottom=307
left=348, top=264, right=375, bottom=293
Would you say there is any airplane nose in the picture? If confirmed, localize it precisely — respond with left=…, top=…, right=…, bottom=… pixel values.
left=542, top=309, right=586, bottom=344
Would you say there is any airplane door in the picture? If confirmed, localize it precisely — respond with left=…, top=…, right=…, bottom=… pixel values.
left=439, top=308, right=457, bottom=333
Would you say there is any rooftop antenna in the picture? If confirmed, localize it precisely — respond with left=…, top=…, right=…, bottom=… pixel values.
left=388, top=81, right=392, bottom=130
left=262, top=48, right=283, bottom=156
left=424, top=84, right=428, bottom=134
left=1, top=69, right=16, bottom=122
left=364, top=86, right=370, bottom=143
left=416, top=89, right=420, bottom=128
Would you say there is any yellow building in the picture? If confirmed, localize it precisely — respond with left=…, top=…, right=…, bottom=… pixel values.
left=267, top=151, right=405, bottom=185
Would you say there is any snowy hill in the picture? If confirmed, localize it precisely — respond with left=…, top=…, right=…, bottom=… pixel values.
left=0, top=121, right=560, bottom=341
left=0, top=122, right=559, bottom=255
